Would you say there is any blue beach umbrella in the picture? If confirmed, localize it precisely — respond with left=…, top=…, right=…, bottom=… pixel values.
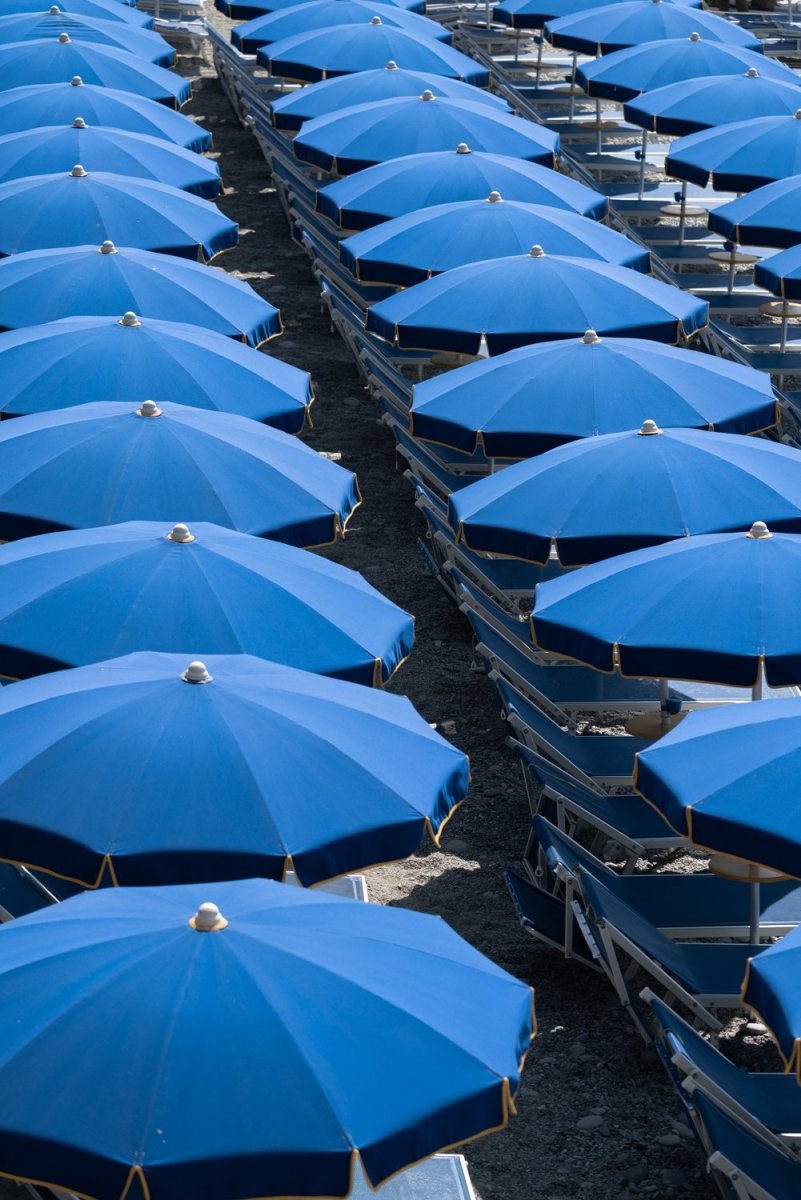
left=409, top=332, right=778, bottom=456
left=0, top=167, right=236, bottom=261
left=531, top=522, right=801, bottom=687
left=0, top=122, right=221, bottom=196
left=0, top=880, right=534, bottom=1200
left=0, top=79, right=211, bottom=150
left=317, top=145, right=604, bottom=230
left=233, top=0, right=450, bottom=53
left=755, top=244, right=801, bottom=300
left=635, top=699, right=801, bottom=884
left=260, top=20, right=490, bottom=85
left=0, top=34, right=191, bottom=107
left=0, top=521, right=411, bottom=684
left=271, top=64, right=510, bottom=132
left=0, top=0, right=148, bottom=18
left=448, top=425, right=801, bottom=565
left=667, top=112, right=801, bottom=193
left=0, top=242, right=280, bottom=343
left=294, top=93, right=558, bottom=176
left=0, top=649, right=463, bottom=886
left=545, top=0, right=761, bottom=57
left=0, top=314, right=311, bottom=428
left=577, top=36, right=794, bottom=102
left=0, top=10, right=173, bottom=64
left=221, top=0, right=423, bottom=17
left=495, top=0, right=698, bottom=28
left=366, top=246, right=708, bottom=355
left=709, top=176, right=801, bottom=249
left=743, top=921, right=801, bottom=1080
left=340, top=195, right=649, bottom=284
left=624, top=69, right=801, bottom=136
left=0, top=400, right=359, bottom=545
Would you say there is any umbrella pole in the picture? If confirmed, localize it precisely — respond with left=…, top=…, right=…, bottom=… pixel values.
left=569, top=54, right=577, bottom=122
left=535, top=33, right=543, bottom=84
left=752, top=658, right=765, bottom=701
left=749, top=880, right=761, bottom=944
left=637, top=130, right=647, bottom=200
left=678, top=181, right=688, bottom=245
left=595, top=99, right=602, bottom=158
left=658, top=677, right=670, bottom=721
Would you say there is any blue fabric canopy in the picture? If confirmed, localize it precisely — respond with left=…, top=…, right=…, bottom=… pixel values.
left=271, top=64, right=510, bottom=131
left=0, top=521, right=412, bottom=684
left=531, top=525, right=801, bottom=687
left=755, top=244, right=801, bottom=300
left=0, top=314, right=311, bottom=428
left=624, top=70, right=801, bottom=136
left=545, top=0, right=760, bottom=56
left=494, top=0, right=699, bottom=31
left=0, top=243, right=280, bottom=344
left=233, top=0, right=450, bottom=53
left=220, top=0, right=424, bottom=18
left=0, top=0, right=152, bottom=24
left=0, top=401, right=360, bottom=545
left=260, top=21, right=490, bottom=85
left=0, top=11, right=173, bottom=63
left=340, top=197, right=648, bottom=285
left=295, top=93, right=558, bottom=175
left=742, top=922, right=801, bottom=1081
left=635, top=699, right=801, bottom=880
left=366, top=249, right=708, bottom=355
left=448, top=426, right=801, bottom=565
left=0, top=879, right=534, bottom=1200
left=709, top=176, right=801, bottom=249
left=409, top=334, right=777, bottom=456
left=0, top=123, right=220, bottom=195
left=0, top=649, right=462, bottom=886
left=317, top=146, right=605, bottom=230
left=0, top=35, right=190, bottom=107
left=0, top=80, right=211, bottom=150
left=0, top=168, right=236, bottom=261
left=577, top=38, right=793, bottom=101
left=667, top=113, right=801, bottom=192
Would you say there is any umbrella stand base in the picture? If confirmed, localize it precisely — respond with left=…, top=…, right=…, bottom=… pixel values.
left=659, top=203, right=707, bottom=219
left=624, top=710, right=686, bottom=740
left=759, top=300, right=801, bottom=320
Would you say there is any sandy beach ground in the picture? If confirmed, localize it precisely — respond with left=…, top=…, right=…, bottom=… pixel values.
left=0, top=22, right=783, bottom=1200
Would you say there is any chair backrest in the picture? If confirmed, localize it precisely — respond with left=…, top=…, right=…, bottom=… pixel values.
left=646, top=992, right=749, bottom=1097
left=695, top=1090, right=801, bottom=1200
left=533, top=815, right=617, bottom=884
left=514, top=741, right=607, bottom=802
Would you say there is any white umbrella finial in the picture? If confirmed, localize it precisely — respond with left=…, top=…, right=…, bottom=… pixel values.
left=70, top=164, right=87, bottom=177
left=190, top=902, right=228, bottom=931
left=581, top=329, right=601, bottom=344
left=168, top=523, right=195, bottom=543
left=689, top=31, right=701, bottom=40
left=369, top=15, right=382, bottom=23
left=70, top=75, right=83, bottom=86
left=99, top=240, right=117, bottom=254
left=455, top=142, right=471, bottom=154
left=385, top=60, right=398, bottom=69
left=421, top=90, right=435, bottom=101
left=638, top=419, right=662, bottom=436
left=119, top=311, right=140, bottom=327
left=529, top=245, right=546, bottom=258
left=487, top=191, right=503, bottom=203
left=748, top=521, right=773, bottom=539
left=182, top=660, right=213, bottom=684
left=71, top=117, right=87, bottom=129
left=745, top=67, right=759, bottom=77
left=58, top=31, right=71, bottom=42
left=136, top=400, right=162, bottom=418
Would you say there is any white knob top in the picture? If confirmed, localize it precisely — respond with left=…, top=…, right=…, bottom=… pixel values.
left=70, top=164, right=87, bottom=177
left=70, top=74, right=83, bottom=85
left=99, top=240, right=117, bottom=254
left=638, top=419, right=662, bottom=436
left=49, top=6, right=61, bottom=13
left=119, top=311, right=140, bottom=327
left=581, top=329, right=601, bottom=344
left=71, top=117, right=86, bottom=129
left=58, top=31, right=70, bottom=41
left=689, top=31, right=701, bottom=40
left=183, top=660, right=212, bottom=683
left=168, top=522, right=195, bottom=543
left=190, top=902, right=228, bottom=932
left=748, top=521, right=772, bottom=540
left=421, top=89, right=435, bottom=101
left=487, top=190, right=503, bottom=203
left=455, top=142, right=471, bottom=154
left=745, top=67, right=759, bottom=77
left=369, top=15, right=382, bottom=23
left=136, top=400, right=162, bottom=417
left=385, top=59, right=398, bottom=69
left=528, top=244, right=545, bottom=258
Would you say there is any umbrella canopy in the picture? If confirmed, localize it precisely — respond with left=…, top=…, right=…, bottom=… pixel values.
left=317, top=145, right=605, bottom=230
left=220, top=0, right=424, bottom=16
left=0, top=521, right=412, bottom=684
left=667, top=112, right=801, bottom=192
left=755, top=243, right=801, bottom=300
left=709, top=176, right=801, bottom=249
left=531, top=522, right=801, bottom=687
left=0, top=166, right=236, bottom=261
left=366, top=246, right=708, bottom=355
left=0, top=122, right=221, bottom=196
left=0, top=400, right=360, bottom=545
left=271, top=63, right=510, bottom=131
left=0, top=9, right=173, bottom=63
left=624, top=68, right=801, bottom=136
left=448, top=424, right=801, bottom=566
left=294, top=93, right=558, bottom=175
left=0, top=79, right=211, bottom=150
left=409, top=332, right=777, bottom=456
left=0, top=242, right=280, bottom=344
left=260, top=20, right=490, bottom=85
left=494, top=0, right=700, bottom=31
left=0, top=314, right=311, bottom=428
left=0, top=649, right=462, bottom=886
left=0, top=34, right=190, bottom=107
left=0, top=879, right=534, bottom=1200
left=0, top=0, right=151, bottom=22
left=545, top=0, right=760, bottom=56
left=577, top=36, right=793, bottom=102
left=340, top=195, right=649, bottom=284
left=634, top=698, right=801, bottom=881
left=742, top=922, right=801, bottom=1080
left=233, top=0, right=450, bottom=53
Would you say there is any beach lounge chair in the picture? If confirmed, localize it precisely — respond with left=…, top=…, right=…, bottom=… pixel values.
left=505, top=868, right=600, bottom=968
left=694, top=1090, right=801, bottom=1199
left=644, top=991, right=801, bottom=1151
left=575, top=868, right=763, bottom=1040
